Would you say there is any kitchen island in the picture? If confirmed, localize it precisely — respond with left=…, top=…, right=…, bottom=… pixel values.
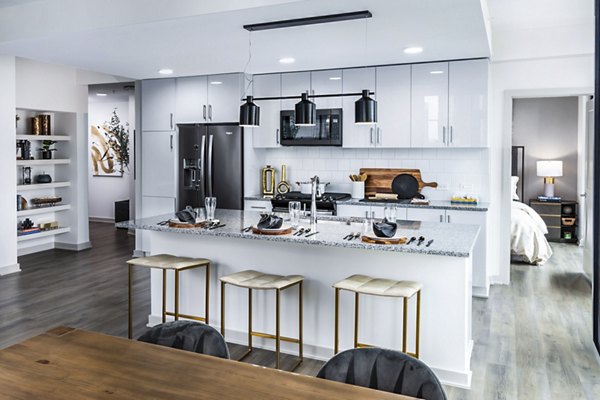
left=122, top=210, right=479, bottom=388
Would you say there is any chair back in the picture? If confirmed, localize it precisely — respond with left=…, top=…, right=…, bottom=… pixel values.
left=317, top=348, right=446, bottom=400
left=138, top=321, right=230, bottom=359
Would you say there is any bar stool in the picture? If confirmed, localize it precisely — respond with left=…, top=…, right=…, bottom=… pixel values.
left=332, top=274, right=422, bottom=358
left=220, top=270, right=303, bottom=370
left=127, top=254, right=211, bottom=339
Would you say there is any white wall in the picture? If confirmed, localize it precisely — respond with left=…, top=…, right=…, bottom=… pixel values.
left=88, top=100, right=133, bottom=220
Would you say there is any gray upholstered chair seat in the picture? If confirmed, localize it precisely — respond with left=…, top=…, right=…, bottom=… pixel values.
left=138, top=321, right=230, bottom=359
left=317, top=348, right=446, bottom=400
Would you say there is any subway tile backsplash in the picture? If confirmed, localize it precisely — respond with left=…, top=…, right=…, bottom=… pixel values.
left=264, top=147, right=490, bottom=202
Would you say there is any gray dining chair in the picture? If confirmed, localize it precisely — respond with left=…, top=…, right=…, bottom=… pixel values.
left=138, top=321, right=230, bottom=359
left=317, top=347, right=447, bottom=400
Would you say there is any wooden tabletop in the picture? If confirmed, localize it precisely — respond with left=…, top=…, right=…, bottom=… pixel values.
left=0, top=327, right=416, bottom=399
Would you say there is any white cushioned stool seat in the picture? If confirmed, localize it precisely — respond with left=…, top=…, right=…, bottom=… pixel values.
left=333, top=274, right=422, bottom=298
left=127, top=254, right=210, bottom=270
left=220, top=270, right=303, bottom=290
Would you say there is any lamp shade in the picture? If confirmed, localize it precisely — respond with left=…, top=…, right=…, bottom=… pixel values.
left=295, top=92, right=316, bottom=126
left=239, top=96, right=260, bottom=127
left=355, top=89, right=377, bottom=124
left=536, top=160, right=563, bottom=177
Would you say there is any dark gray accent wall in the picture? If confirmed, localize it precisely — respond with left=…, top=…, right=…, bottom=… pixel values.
left=512, top=97, right=579, bottom=202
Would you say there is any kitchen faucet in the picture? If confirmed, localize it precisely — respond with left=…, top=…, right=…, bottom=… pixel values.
left=310, top=175, right=320, bottom=229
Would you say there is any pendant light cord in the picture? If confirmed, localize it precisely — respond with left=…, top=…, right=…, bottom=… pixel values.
left=243, top=31, right=253, bottom=98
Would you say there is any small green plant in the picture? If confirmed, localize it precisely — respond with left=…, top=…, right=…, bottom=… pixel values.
left=41, top=140, right=57, bottom=151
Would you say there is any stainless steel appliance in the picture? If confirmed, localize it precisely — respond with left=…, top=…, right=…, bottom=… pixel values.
left=280, top=108, right=342, bottom=146
left=178, top=124, right=243, bottom=210
left=271, top=192, right=351, bottom=216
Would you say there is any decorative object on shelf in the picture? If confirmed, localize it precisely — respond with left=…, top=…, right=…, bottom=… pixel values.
left=295, top=92, right=316, bottom=126
left=261, top=165, right=276, bottom=198
left=536, top=160, right=563, bottom=197
left=30, top=196, right=62, bottom=207
left=15, top=114, right=20, bottom=129
left=239, top=30, right=260, bottom=127
left=22, top=166, right=32, bottom=185
left=17, top=140, right=31, bottom=160
left=40, top=114, right=51, bottom=135
left=276, top=164, right=291, bottom=194
left=31, top=116, right=41, bottom=135
left=17, top=195, right=22, bottom=211
left=40, top=140, right=57, bottom=159
left=39, top=221, right=59, bottom=231
left=21, top=218, right=34, bottom=230
left=18, top=196, right=28, bottom=211
left=35, top=172, right=52, bottom=184
left=91, top=109, right=130, bottom=177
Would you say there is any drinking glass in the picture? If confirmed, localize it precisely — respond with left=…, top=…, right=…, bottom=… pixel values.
left=194, top=207, right=206, bottom=222
left=384, top=204, right=397, bottom=222
left=289, top=201, right=301, bottom=229
left=205, top=197, right=217, bottom=221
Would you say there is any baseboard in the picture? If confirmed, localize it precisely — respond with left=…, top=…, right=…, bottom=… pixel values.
left=146, top=313, right=473, bottom=388
left=472, top=285, right=490, bottom=298
left=489, top=275, right=509, bottom=286
left=18, top=242, right=54, bottom=256
left=55, top=241, right=92, bottom=251
left=132, top=249, right=146, bottom=258
left=89, top=217, right=115, bottom=223
left=0, top=263, right=21, bottom=276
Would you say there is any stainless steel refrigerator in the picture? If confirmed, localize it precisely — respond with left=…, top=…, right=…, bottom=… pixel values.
left=177, top=124, right=243, bottom=210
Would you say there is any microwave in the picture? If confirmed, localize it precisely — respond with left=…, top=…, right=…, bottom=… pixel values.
left=280, top=108, right=342, bottom=146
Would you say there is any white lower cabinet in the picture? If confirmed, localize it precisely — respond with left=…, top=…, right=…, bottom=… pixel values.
left=406, top=208, right=446, bottom=223
left=336, top=204, right=370, bottom=218
left=244, top=199, right=273, bottom=213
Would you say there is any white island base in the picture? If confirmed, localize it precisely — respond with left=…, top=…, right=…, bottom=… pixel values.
left=143, top=229, right=473, bottom=388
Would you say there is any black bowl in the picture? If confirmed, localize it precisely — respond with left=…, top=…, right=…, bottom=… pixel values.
left=372, top=221, right=398, bottom=238
left=176, top=209, right=196, bottom=224
left=257, top=214, right=283, bottom=230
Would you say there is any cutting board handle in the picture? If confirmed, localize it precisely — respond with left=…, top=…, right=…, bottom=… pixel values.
left=421, top=181, right=438, bottom=189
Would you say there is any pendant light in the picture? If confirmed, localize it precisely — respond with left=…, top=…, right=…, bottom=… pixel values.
left=239, top=32, right=260, bottom=127
left=295, top=92, right=316, bottom=126
left=355, top=15, right=377, bottom=124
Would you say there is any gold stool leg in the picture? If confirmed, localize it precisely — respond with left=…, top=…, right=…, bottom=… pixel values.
left=174, top=270, right=180, bottom=321
left=162, top=269, right=166, bottom=323
left=334, top=288, right=340, bottom=354
left=275, top=288, right=281, bottom=369
left=128, top=264, right=133, bottom=339
left=402, top=297, right=408, bottom=354
left=248, top=288, right=253, bottom=353
left=205, top=263, right=210, bottom=325
left=298, top=281, right=303, bottom=361
left=220, top=281, right=226, bottom=336
left=415, top=290, right=421, bottom=359
left=353, top=292, right=359, bottom=349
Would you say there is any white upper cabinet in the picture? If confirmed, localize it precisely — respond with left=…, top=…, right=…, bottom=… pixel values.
left=342, top=67, right=376, bottom=148
left=176, top=76, right=208, bottom=123
left=142, top=79, right=176, bottom=131
left=252, top=74, right=281, bottom=148
left=311, top=69, right=343, bottom=109
left=448, top=59, right=489, bottom=147
left=375, top=65, right=411, bottom=148
left=280, top=72, right=311, bottom=111
left=141, top=130, right=176, bottom=198
left=207, top=73, right=243, bottom=123
left=411, top=62, right=449, bottom=148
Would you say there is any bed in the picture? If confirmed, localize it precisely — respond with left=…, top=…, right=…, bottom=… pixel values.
left=510, top=146, right=553, bottom=265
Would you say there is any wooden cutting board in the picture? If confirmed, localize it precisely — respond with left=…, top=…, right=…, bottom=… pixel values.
left=359, top=168, right=438, bottom=197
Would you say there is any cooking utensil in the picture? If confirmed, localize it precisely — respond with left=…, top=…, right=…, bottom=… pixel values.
left=426, top=239, right=434, bottom=247
left=305, top=231, right=319, bottom=238
left=360, top=168, right=437, bottom=198
left=406, top=236, right=417, bottom=245
left=296, top=181, right=329, bottom=195
left=392, top=174, right=425, bottom=200
left=416, top=236, right=426, bottom=246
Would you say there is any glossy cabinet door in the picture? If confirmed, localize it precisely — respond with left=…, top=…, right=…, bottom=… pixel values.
left=176, top=76, right=208, bottom=123
left=142, top=79, right=176, bottom=131
left=207, top=73, right=242, bottom=123
left=406, top=208, right=446, bottom=223
left=342, top=67, right=376, bottom=148
left=311, top=69, right=342, bottom=109
left=410, top=62, right=449, bottom=148
left=141, top=130, right=176, bottom=198
left=252, top=74, right=281, bottom=148
left=336, top=204, right=370, bottom=218
left=244, top=199, right=273, bottom=213
left=280, top=71, right=311, bottom=111
left=448, top=59, right=488, bottom=147
left=375, top=65, right=411, bottom=148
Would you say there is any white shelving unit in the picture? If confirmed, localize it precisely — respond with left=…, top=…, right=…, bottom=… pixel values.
left=16, top=134, right=71, bottom=142
left=17, top=227, right=71, bottom=242
left=17, top=159, right=71, bottom=166
left=17, top=182, right=71, bottom=191
left=17, top=204, right=71, bottom=217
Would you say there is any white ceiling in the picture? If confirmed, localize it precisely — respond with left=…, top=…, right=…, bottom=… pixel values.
left=0, top=0, right=491, bottom=79
left=487, top=0, right=594, bottom=30
left=0, top=0, right=41, bottom=8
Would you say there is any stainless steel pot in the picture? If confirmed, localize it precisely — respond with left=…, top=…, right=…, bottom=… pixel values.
left=296, top=181, right=329, bottom=195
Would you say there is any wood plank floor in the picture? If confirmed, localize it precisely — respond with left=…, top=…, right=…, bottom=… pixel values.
left=1, top=222, right=599, bottom=398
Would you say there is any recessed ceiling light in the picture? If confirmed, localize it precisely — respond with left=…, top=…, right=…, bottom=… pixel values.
left=430, top=70, right=444, bottom=74
left=279, top=57, right=296, bottom=64
left=158, top=68, right=174, bottom=75
left=96, top=92, right=107, bottom=97
left=329, top=76, right=342, bottom=81
left=404, top=46, right=423, bottom=55
left=210, top=81, right=223, bottom=85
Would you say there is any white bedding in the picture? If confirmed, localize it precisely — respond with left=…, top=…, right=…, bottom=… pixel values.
left=511, top=201, right=553, bottom=265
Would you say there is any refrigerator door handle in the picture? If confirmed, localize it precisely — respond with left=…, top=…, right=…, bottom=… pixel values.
left=199, top=135, right=206, bottom=190
left=207, top=135, right=214, bottom=197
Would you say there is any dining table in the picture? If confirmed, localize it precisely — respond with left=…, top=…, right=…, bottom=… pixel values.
left=0, top=327, right=417, bottom=399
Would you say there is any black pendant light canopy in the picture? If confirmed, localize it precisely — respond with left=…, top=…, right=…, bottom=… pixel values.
left=355, top=89, right=377, bottom=124
left=239, top=96, right=260, bottom=127
left=295, top=92, right=316, bottom=126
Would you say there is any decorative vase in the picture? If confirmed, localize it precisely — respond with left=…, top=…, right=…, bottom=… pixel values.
left=41, top=150, right=53, bottom=160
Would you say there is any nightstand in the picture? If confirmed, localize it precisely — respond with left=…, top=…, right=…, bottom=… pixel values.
left=529, top=199, right=578, bottom=243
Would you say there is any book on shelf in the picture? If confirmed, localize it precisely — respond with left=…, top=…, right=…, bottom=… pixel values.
left=17, top=228, right=41, bottom=236
left=537, top=195, right=561, bottom=202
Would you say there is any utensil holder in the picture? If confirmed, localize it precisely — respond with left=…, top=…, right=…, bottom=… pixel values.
left=352, top=181, right=365, bottom=199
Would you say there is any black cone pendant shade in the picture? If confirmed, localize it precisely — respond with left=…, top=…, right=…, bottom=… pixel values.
left=355, top=89, right=377, bottom=124
left=295, top=92, right=316, bottom=126
left=239, top=96, right=260, bottom=127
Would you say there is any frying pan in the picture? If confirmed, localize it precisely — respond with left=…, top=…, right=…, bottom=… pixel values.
left=392, top=174, right=425, bottom=199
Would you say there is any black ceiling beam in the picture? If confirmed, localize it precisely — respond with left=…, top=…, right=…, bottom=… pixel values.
left=243, top=10, right=372, bottom=32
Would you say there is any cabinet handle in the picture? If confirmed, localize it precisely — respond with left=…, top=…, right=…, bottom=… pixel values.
left=170, top=134, right=173, bottom=150
left=450, top=126, right=453, bottom=144
left=442, top=126, right=446, bottom=144
left=370, top=127, right=374, bottom=144
left=203, top=105, right=207, bottom=121
left=376, top=127, right=381, bottom=144
left=440, top=214, right=443, bottom=223
left=276, top=129, right=280, bottom=145
left=170, top=113, right=173, bottom=130
left=209, top=105, right=213, bottom=121
left=251, top=206, right=267, bottom=210
left=447, top=214, right=451, bottom=223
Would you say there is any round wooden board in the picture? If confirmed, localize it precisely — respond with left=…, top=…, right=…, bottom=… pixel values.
left=361, top=235, right=408, bottom=245
left=251, top=226, right=293, bottom=235
left=168, top=221, right=207, bottom=229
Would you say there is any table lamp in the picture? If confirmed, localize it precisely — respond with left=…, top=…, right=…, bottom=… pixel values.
left=536, top=160, right=563, bottom=197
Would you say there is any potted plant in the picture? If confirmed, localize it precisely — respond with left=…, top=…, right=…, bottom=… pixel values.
left=40, top=140, right=57, bottom=159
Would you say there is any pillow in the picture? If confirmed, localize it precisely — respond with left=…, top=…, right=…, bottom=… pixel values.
left=511, top=176, right=520, bottom=200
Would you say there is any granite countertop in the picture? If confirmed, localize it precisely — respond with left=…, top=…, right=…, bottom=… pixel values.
left=119, top=209, right=480, bottom=258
